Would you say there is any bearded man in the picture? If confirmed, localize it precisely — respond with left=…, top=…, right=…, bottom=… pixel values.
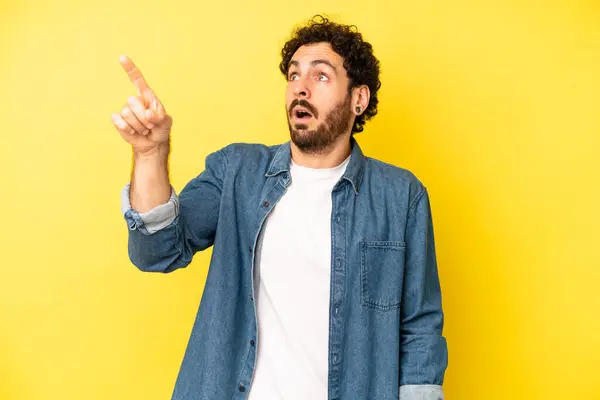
left=113, top=15, right=448, bottom=400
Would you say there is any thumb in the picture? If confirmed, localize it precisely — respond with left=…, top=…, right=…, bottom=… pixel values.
left=146, top=109, right=155, bottom=124
left=146, top=96, right=159, bottom=122
left=146, top=109, right=162, bottom=125
left=146, top=104, right=168, bottom=126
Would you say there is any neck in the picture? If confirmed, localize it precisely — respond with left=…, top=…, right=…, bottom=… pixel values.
left=290, top=133, right=352, bottom=169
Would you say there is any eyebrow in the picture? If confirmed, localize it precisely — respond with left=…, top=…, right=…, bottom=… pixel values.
left=289, top=59, right=338, bottom=73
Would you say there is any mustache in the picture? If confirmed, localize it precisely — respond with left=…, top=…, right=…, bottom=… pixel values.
left=289, top=99, right=319, bottom=119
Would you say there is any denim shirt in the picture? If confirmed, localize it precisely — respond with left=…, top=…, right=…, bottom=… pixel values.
left=121, top=137, right=448, bottom=400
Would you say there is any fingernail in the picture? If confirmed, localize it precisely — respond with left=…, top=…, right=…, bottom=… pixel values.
left=147, top=123, right=154, bottom=129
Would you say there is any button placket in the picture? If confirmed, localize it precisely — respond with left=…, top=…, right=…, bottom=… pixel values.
left=327, top=186, right=348, bottom=399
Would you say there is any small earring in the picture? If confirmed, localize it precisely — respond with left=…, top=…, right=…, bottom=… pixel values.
left=355, top=106, right=362, bottom=114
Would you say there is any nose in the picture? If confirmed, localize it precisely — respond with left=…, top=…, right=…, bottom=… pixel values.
left=293, top=78, right=311, bottom=99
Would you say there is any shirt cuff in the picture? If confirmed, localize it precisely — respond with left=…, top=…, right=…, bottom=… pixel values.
left=121, top=183, right=179, bottom=235
left=400, top=385, right=444, bottom=400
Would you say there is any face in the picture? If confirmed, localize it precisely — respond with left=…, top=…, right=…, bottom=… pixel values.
left=285, top=42, right=355, bottom=154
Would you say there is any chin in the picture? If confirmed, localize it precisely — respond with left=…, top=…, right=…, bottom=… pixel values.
left=291, top=120, right=316, bottom=131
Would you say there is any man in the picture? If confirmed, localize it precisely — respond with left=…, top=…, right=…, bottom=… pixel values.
left=113, top=16, right=448, bottom=400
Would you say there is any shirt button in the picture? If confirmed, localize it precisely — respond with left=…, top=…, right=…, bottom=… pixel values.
left=239, top=385, right=246, bottom=392
left=250, top=339, right=255, bottom=346
left=336, top=216, right=341, bottom=223
left=263, top=201, right=270, bottom=207
left=334, top=306, right=339, bottom=315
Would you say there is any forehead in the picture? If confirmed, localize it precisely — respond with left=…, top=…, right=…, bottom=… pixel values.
left=290, top=42, right=344, bottom=67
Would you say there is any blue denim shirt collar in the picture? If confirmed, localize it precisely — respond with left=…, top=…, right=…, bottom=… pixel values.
left=264, top=136, right=366, bottom=195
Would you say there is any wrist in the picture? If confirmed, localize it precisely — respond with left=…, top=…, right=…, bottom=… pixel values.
left=133, top=140, right=170, bottom=160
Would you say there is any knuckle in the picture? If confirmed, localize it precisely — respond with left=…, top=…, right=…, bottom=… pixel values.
left=128, top=95, right=144, bottom=108
left=114, top=119, right=126, bottom=130
left=121, top=106, right=131, bottom=117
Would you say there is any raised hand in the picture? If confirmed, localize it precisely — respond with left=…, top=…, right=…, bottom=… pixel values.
left=112, top=55, right=173, bottom=154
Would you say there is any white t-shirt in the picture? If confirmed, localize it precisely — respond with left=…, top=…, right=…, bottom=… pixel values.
left=247, top=155, right=350, bottom=400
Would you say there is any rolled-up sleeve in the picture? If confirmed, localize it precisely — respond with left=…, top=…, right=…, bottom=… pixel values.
left=400, top=384, right=444, bottom=400
left=121, top=184, right=179, bottom=235
left=399, top=185, right=448, bottom=397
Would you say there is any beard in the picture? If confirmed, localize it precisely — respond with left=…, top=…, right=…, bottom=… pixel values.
left=287, top=95, right=353, bottom=155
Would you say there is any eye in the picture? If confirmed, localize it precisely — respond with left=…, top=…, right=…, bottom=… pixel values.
left=288, top=72, right=299, bottom=81
left=317, top=73, right=329, bottom=82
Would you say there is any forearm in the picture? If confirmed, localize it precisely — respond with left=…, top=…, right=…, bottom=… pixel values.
left=130, top=141, right=171, bottom=213
left=121, top=178, right=184, bottom=272
left=121, top=147, right=227, bottom=273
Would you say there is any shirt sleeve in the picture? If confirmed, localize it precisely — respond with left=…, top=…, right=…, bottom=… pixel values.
left=400, top=184, right=449, bottom=386
left=120, top=183, right=179, bottom=235
left=399, top=384, right=444, bottom=399
left=120, top=148, right=227, bottom=273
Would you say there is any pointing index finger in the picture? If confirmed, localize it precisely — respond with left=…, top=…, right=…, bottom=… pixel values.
left=119, top=55, right=151, bottom=94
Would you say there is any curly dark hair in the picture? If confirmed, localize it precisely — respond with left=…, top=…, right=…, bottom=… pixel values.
left=279, top=15, right=381, bottom=134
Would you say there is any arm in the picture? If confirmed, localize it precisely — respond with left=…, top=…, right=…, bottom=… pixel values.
left=119, top=139, right=177, bottom=236
left=112, top=55, right=225, bottom=273
left=399, top=185, right=448, bottom=399
left=129, top=141, right=172, bottom=214
left=122, top=148, right=227, bottom=273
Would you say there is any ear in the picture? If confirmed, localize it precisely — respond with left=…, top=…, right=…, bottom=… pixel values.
left=351, top=85, right=370, bottom=116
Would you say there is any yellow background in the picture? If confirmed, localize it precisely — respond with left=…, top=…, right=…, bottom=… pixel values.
left=1, top=0, right=599, bottom=398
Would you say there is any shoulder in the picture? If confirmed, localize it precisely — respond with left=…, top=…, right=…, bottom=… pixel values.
left=365, top=156, right=425, bottom=190
left=218, top=142, right=279, bottom=156
left=210, top=141, right=285, bottom=171
left=363, top=156, right=428, bottom=208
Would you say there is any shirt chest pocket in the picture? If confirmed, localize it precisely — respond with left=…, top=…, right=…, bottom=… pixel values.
left=360, top=241, right=406, bottom=312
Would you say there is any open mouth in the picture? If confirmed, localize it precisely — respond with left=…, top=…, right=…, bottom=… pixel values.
left=292, top=107, right=314, bottom=123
